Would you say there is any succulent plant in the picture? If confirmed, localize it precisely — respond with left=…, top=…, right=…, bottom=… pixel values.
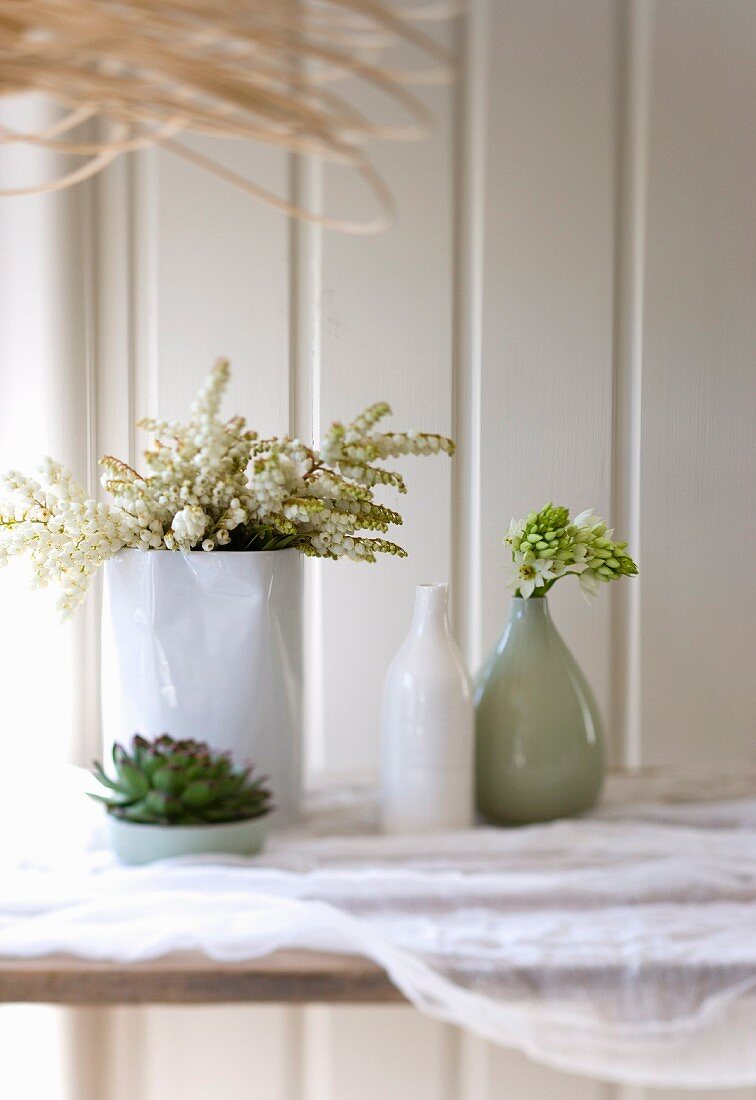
left=91, top=734, right=272, bottom=825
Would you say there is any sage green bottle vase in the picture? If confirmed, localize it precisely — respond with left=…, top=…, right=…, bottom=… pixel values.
left=474, top=596, right=604, bottom=824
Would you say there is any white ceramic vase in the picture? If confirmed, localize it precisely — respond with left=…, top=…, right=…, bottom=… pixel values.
left=102, top=549, right=303, bottom=826
left=380, top=583, right=474, bottom=833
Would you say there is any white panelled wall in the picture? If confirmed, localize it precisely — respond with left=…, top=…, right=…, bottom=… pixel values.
left=1, top=1, right=754, bottom=1097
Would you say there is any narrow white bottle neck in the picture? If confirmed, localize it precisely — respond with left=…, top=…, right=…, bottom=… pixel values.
left=411, top=583, right=450, bottom=637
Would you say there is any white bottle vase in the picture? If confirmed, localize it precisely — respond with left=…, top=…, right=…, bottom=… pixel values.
left=381, top=583, right=474, bottom=833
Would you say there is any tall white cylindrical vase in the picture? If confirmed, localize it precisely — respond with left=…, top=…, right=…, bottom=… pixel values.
left=381, top=583, right=474, bottom=833
left=102, top=549, right=303, bottom=825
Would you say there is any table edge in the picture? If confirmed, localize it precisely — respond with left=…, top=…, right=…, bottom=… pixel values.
left=0, top=950, right=405, bottom=1005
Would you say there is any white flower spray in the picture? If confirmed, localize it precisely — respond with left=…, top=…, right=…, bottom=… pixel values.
left=0, top=359, right=454, bottom=615
left=504, top=503, right=638, bottom=599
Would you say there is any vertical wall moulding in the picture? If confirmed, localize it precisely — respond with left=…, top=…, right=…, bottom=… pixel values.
left=94, top=156, right=133, bottom=469
left=75, top=149, right=122, bottom=1100
left=457, top=1032, right=491, bottom=1100
left=93, top=145, right=162, bottom=768
left=73, top=156, right=102, bottom=771
left=287, top=145, right=326, bottom=1100
left=609, top=0, right=652, bottom=769
left=131, top=148, right=161, bottom=456
left=452, top=0, right=488, bottom=673
left=61, top=125, right=120, bottom=1100
left=452, top=1, right=490, bottom=1094
left=298, top=1005, right=333, bottom=1100
left=289, top=149, right=326, bottom=782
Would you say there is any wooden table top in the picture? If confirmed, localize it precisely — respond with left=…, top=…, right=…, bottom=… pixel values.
left=0, top=951, right=403, bottom=1005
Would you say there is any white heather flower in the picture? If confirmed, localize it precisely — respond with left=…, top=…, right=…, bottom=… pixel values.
left=0, top=359, right=454, bottom=611
left=171, top=506, right=208, bottom=547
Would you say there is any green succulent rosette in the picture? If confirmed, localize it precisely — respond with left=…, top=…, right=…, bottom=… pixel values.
left=90, top=734, right=272, bottom=826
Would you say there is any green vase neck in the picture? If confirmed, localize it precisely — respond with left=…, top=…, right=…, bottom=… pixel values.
left=509, top=595, right=553, bottom=623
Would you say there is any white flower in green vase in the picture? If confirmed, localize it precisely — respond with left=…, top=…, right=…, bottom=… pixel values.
left=503, top=502, right=638, bottom=600
left=572, top=508, right=595, bottom=528
left=507, top=554, right=561, bottom=599
left=505, top=517, right=525, bottom=548
left=579, top=567, right=601, bottom=597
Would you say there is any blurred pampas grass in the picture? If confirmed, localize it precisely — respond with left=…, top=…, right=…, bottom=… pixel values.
left=0, top=0, right=456, bottom=230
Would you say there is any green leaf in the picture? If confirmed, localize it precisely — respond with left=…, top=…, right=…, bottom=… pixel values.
left=87, top=791, right=133, bottom=808
left=131, top=734, right=151, bottom=765
left=127, top=791, right=182, bottom=822
left=181, top=780, right=215, bottom=808
left=152, top=766, right=184, bottom=795
left=118, top=802, right=159, bottom=824
left=138, top=748, right=165, bottom=780
left=91, top=762, right=121, bottom=793
left=115, top=762, right=150, bottom=800
left=112, top=742, right=131, bottom=770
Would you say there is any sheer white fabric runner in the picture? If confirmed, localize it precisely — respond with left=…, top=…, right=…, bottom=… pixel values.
left=3, top=766, right=756, bottom=1088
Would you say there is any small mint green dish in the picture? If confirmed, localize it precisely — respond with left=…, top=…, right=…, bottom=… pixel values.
left=474, top=597, right=604, bottom=825
left=91, top=734, right=273, bottom=865
left=108, top=815, right=267, bottom=865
